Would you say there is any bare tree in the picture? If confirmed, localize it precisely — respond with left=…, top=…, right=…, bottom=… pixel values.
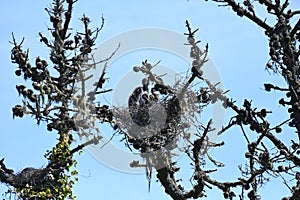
left=111, top=1, right=300, bottom=200
left=1, top=0, right=300, bottom=200
left=1, top=0, right=107, bottom=199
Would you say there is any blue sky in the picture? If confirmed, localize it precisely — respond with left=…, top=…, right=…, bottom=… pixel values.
left=1, top=0, right=300, bottom=199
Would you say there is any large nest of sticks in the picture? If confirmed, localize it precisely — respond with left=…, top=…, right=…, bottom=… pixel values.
left=112, top=60, right=205, bottom=155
